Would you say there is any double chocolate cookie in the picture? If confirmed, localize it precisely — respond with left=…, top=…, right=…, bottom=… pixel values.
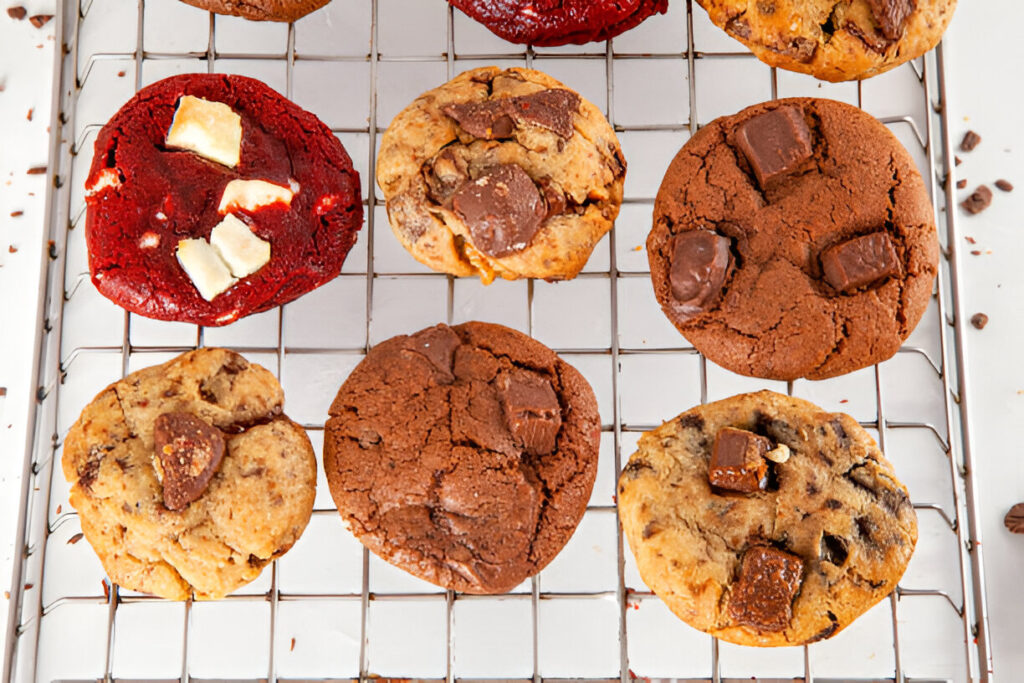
left=618, top=391, right=917, bottom=646
left=178, top=0, right=329, bottom=22
left=696, top=0, right=957, bottom=81
left=649, top=98, right=938, bottom=380
left=324, top=322, right=601, bottom=593
left=450, top=0, right=668, bottom=46
left=62, top=349, right=316, bottom=600
left=377, top=67, right=625, bottom=283
left=85, top=74, right=362, bottom=326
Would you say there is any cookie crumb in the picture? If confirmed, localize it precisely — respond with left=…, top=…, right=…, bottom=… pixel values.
left=965, top=236, right=976, bottom=244
left=995, top=179, right=1014, bottom=192
left=101, top=580, right=110, bottom=601
left=55, top=504, right=62, bottom=514
left=970, top=250, right=982, bottom=256
left=117, top=70, right=126, bottom=77
left=1005, top=503, right=1024, bottom=533
left=24, top=584, right=33, bottom=591
left=956, top=179, right=967, bottom=189
left=955, top=156, right=962, bottom=166
left=8, top=245, right=18, bottom=254
left=961, top=185, right=993, bottom=215
left=68, top=532, right=84, bottom=544
left=28, top=13, right=51, bottom=27
left=2, top=591, right=8, bottom=600
left=6, top=6, right=26, bottom=19
left=970, top=313, right=988, bottom=330
left=26, top=108, right=33, bottom=121
left=26, top=165, right=47, bottom=175
left=960, top=130, right=981, bottom=152
left=10, top=210, right=23, bottom=217
left=290, top=638, right=296, bottom=652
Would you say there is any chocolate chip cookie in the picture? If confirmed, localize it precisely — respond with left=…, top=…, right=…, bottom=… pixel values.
left=618, top=390, right=917, bottom=647
left=178, top=0, right=330, bottom=22
left=324, top=322, right=600, bottom=593
left=62, top=348, right=316, bottom=600
left=696, top=0, right=956, bottom=82
left=376, top=67, right=625, bottom=284
left=649, top=98, right=938, bottom=380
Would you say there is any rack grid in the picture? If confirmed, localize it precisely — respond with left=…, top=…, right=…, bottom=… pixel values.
left=4, top=0, right=992, bottom=681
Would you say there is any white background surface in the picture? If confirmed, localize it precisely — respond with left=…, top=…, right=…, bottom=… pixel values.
left=1, top=0, right=1021, bottom=680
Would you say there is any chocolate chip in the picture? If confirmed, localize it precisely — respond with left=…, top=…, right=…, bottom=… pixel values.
left=6, top=6, right=26, bottom=19
left=453, top=164, right=546, bottom=258
left=995, top=179, right=1014, bottom=192
left=443, top=88, right=581, bottom=140
left=28, top=14, right=51, bottom=27
left=709, top=427, right=770, bottom=493
left=807, top=611, right=840, bottom=643
left=961, top=185, right=993, bottom=214
left=735, top=106, right=813, bottom=188
left=821, top=232, right=899, bottom=294
left=1004, top=503, right=1024, bottom=533
left=538, top=179, right=568, bottom=219
left=820, top=533, right=848, bottom=566
left=669, top=230, right=732, bottom=319
left=728, top=545, right=804, bottom=631
left=497, top=369, right=562, bottom=456
left=642, top=521, right=661, bottom=539
left=956, top=179, right=967, bottom=189
left=153, top=412, right=226, bottom=511
left=864, top=0, right=914, bottom=41
left=960, top=130, right=982, bottom=152
left=678, top=413, right=705, bottom=431
left=824, top=498, right=843, bottom=510
left=620, top=458, right=654, bottom=480
left=970, top=313, right=988, bottom=330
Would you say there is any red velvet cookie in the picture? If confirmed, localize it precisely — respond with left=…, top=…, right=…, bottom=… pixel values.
left=85, top=74, right=362, bottom=327
left=449, top=0, right=669, bottom=46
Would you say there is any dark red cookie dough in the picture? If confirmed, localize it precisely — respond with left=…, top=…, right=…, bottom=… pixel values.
left=324, top=322, right=601, bottom=594
left=648, top=98, right=938, bottom=381
left=85, top=73, right=362, bottom=326
left=449, top=0, right=668, bottom=46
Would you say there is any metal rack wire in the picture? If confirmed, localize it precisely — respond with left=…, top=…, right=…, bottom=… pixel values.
left=4, top=0, right=992, bottom=681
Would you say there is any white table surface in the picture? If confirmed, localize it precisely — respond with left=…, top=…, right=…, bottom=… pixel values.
left=1, top=1, right=1021, bottom=680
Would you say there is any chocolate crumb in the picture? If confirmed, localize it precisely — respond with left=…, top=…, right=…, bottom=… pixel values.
left=6, top=6, right=26, bottom=20
left=1005, top=503, right=1024, bottom=533
left=965, top=236, right=976, bottom=244
left=970, top=313, right=988, bottom=330
left=117, top=70, right=126, bottom=77
left=10, top=210, right=23, bottom=217
left=955, top=156, right=962, bottom=166
left=995, top=179, right=1014, bottom=192
left=24, top=584, right=33, bottom=590
left=290, top=637, right=296, bottom=652
left=26, top=108, right=33, bottom=121
left=0, top=387, right=5, bottom=396
left=101, top=580, right=110, bottom=600
left=960, top=130, right=981, bottom=152
left=26, top=165, right=46, bottom=175
left=961, top=185, right=993, bottom=215
left=970, top=250, right=982, bottom=256
left=68, top=532, right=84, bottom=544
left=8, top=245, right=17, bottom=254
left=55, top=504, right=61, bottom=514
left=956, top=179, right=967, bottom=189
left=28, top=13, right=51, bottom=27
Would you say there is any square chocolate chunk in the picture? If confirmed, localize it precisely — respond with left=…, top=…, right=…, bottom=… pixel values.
left=728, top=545, right=804, bottom=631
left=735, top=107, right=813, bottom=188
left=709, top=427, right=770, bottom=493
left=821, top=232, right=899, bottom=293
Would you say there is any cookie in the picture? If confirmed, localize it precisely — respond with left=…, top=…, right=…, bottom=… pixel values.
left=85, top=73, right=362, bottom=327
left=449, top=0, right=668, bottom=46
left=324, top=322, right=600, bottom=593
left=178, top=0, right=329, bottom=22
left=696, top=0, right=956, bottom=82
left=62, top=348, right=316, bottom=600
left=618, top=390, right=917, bottom=646
left=376, top=66, right=625, bottom=284
left=648, top=98, right=938, bottom=380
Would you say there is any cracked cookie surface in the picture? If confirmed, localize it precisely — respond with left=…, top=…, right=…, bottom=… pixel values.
left=62, top=348, right=316, bottom=600
left=86, top=73, right=362, bottom=326
left=177, top=0, right=329, bottom=22
left=376, top=67, right=625, bottom=284
left=697, top=0, right=956, bottom=81
left=324, top=322, right=600, bottom=593
left=618, top=390, right=917, bottom=646
left=648, top=97, right=938, bottom=381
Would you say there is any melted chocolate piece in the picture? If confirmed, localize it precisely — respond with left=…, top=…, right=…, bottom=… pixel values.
left=728, top=545, right=804, bottom=631
left=453, top=164, right=546, bottom=258
left=423, top=148, right=470, bottom=206
left=864, top=0, right=916, bottom=41
left=498, top=369, right=562, bottom=456
left=735, top=107, right=813, bottom=188
left=669, top=230, right=731, bottom=318
left=709, top=427, right=770, bottom=493
left=404, top=324, right=461, bottom=380
left=821, top=232, right=899, bottom=293
left=153, top=412, right=226, bottom=511
left=443, top=89, right=581, bottom=140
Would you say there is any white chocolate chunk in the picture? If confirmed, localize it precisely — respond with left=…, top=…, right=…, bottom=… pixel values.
left=176, top=238, right=237, bottom=301
left=765, top=443, right=791, bottom=464
left=165, top=95, right=242, bottom=168
left=217, top=179, right=296, bottom=214
left=139, top=232, right=160, bottom=249
left=86, top=168, right=122, bottom=196
left=210, top=214, right=271, bottom=278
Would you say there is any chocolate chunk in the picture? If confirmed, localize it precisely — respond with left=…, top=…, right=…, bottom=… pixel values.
left=709, top=427, right=770, bottom=493
left=725, top=15, right=751, bottom=39
left=960, top=130, right=982, bottom=152
left=443, top=89, right=581, bottom=140
left=6, top=6, right=26, bottom=19
left=669, top=230, right=731, bottom=318
left=497, top=369, right=562, bottom=456
left=821, top=232, right=899, bottom=293
left=970, top=313, right=988, bottom=330
left=405, top=324, right=461, bottom=379
left=961, top=185, right=993, bottom=214
left=735, top=107, right=813, bottom=188
left=864, top=0, right=915, bottom=41
left=956, top=179, right=967, bottom=189
left=28, top=13, right=51, bottom=27
left=453, top=164, right=546, bottom=258
left=819, top=533, right=848, bottom=566
left=538, top=179, right=568, bottom=219
left=995, top=179, right=1014, bottom=192
left=153, top=412, right=226, bottom=511
left=423, top=148, right=470, bottom=206
left=620, top=458, right=654, bottom=480
left=1004, top=503, right=1024, bottom=534
left=728, top=545, right=804, bottom=631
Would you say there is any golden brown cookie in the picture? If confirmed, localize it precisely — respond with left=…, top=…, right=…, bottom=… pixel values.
left=618, top=391, right=917, bottom=646
left=178, top=0, right=330, bottom=22
left=696, top=0, right=957, bottom=81
left=62, top=348, right=316, bottom=600
left=376, top=67, right=625, bottom=284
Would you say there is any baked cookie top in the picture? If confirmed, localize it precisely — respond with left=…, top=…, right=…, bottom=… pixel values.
left=449, top=0, right=668, bottom=46
left=85, top=73, right=362, bottom=326
left=324, top=322, right=601, bottom=594
left=62, top=348, right=316, bottom=600
left=648, top=98, right=938, bottom=381
left=696, top=0, right=957, bottom=81
left=618, top=390, right=917, bottom=646
left=376, top=67, right=625, bottom=284
left=178, top=0, right=330, bottom=22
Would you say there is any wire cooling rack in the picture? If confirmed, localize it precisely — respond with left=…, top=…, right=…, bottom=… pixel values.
left=3, top=0, right=992, bottom=681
